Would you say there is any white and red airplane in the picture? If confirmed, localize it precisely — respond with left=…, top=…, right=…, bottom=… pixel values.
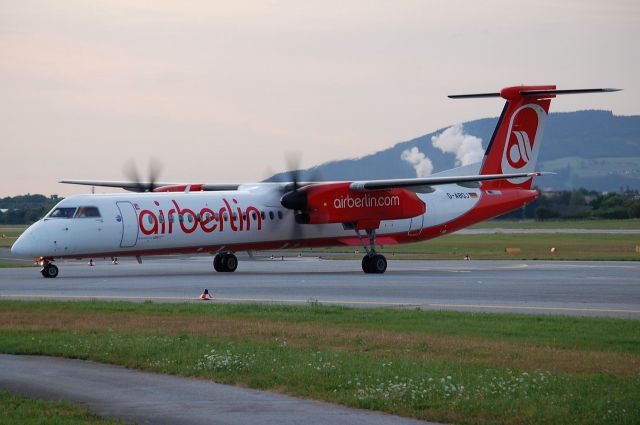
left=11, top=85, right=618, bottom=278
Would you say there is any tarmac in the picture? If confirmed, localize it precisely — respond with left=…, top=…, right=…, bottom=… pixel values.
left=1, top=255, right=639, bottom=317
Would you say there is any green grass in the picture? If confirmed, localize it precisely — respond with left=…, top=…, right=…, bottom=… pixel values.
left=394, top=233, right=640, bottom=260
left=470, top=218, right=640, bottom=229
left=0, top=391, right=127, bottom=425
left=310, top=232, right=640, bottom=260
left=1, top=301, right=639, bottom=425
left=0, top=225, right=26, bottom=248
left=3, top=301, right=638, bottom=354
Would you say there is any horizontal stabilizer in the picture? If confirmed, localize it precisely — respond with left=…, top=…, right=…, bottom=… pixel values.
left=449, top=87, right=621, bottom=99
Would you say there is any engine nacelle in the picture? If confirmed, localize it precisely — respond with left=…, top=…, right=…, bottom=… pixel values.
left=298, top=182, right=425, bottom=225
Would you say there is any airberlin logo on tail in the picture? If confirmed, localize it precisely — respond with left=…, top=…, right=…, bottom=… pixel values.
left=508, top=131, right=532, bottom=169
left=501, top=103, right=547, bottom=176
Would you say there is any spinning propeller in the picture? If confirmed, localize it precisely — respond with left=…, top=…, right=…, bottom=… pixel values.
left=274, top=155, right=322, bottom=243
left=279, top=155, right=309, bottom=214
left=123, top=158, right=163, bottom=193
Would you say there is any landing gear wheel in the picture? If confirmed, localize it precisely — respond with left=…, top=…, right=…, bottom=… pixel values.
left=213, top=254, right=224, bottom=272
left=362, top=256, right=373, bottom=273
left=213, top=253, right=238, bottom=273
left=41, top=263, right=59, bottom=278
left=362, top=254, right=387, bottom=274
left=222, top=253, right=238, bottom=272
left=372, top=254, right=387, bottom=274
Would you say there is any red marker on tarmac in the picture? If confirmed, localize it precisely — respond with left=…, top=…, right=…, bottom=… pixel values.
left=200, top=288, right=214, bottom=301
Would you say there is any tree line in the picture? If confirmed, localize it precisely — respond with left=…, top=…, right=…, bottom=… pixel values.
left=1, top=190, right=640, bottom=225
left=0, top=194, right=61, bottom=225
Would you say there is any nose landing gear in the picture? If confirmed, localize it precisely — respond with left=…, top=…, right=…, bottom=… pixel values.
left=39, top=258, right=59, bottom=278
left=213, top=252, right=238, bottom=273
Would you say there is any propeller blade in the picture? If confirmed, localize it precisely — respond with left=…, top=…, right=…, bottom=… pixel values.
left=146, top=157, right=163, bottom=192
left=123, top=158, right=164, bottom=192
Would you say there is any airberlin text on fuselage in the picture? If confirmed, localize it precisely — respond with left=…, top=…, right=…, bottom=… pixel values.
left=333, top=194, right=400, bottom=209
left=138, top=198, right=262, bottom=236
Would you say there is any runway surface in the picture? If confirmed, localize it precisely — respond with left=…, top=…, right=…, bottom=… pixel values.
left=0, top=355, right=431, bottom=425
left=1, top=255, right=639, bottom=317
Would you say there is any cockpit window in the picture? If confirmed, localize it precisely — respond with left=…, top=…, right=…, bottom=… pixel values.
left=74, top=206, right=101, bottom=218
left=48, top=207, right=77, bottom=218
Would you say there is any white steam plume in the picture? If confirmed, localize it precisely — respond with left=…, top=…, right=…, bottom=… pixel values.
left=401, top=147, right=433, bottom=177
left=431, top=124, right=483, bottom=166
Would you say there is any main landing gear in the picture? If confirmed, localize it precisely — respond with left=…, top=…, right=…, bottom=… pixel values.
left=213, top=252, right=238, bottom=273
left=39, top=259, right=59, bottom=278
left=356, top=228, right=387, bottom=274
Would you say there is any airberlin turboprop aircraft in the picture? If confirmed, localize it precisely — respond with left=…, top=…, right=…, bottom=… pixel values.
left=11, top=85, right=618, bottom=278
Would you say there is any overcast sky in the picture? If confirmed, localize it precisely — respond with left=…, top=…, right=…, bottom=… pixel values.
left=1, top=0, right=638, bottom=196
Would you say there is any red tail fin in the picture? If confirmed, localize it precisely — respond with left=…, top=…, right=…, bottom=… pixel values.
left=479, top=85, right=554, bottom=189
left=448, top=86, right=620, bottom=189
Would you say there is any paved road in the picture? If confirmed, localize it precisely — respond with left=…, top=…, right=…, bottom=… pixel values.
left=0, top=355, right=431, bottom=425
left=1, top=256, right=639, bottom=317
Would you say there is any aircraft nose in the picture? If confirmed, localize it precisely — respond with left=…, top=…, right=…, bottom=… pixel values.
left=11, top=227, right=42, bottom=257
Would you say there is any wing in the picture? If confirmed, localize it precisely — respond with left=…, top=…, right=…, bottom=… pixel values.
left=59, top=179, right=241, bottom=192
left=61, top=171, right=550, bottom=193
left=347, top=172, right=551, bottom=191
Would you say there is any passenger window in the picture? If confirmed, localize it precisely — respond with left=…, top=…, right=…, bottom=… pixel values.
left=251, top=212, right=257, bottom=220
left=179, top=214, right=184, bottom=223
left=147, top=215, right=153, bottom=224
left=269, top=211, right=274, bottom=220
left=277, top=211, right=283, bottom=219
left=169, top=214, right=174, bottom=223
left=260, top=211, right=266, bottom=220
left=49, top=207, right=77, bottom=218
left=188, top=214, right=193, bottom=223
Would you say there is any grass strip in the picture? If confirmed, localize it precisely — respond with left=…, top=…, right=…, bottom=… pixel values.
left=2, top=301, right=638, bottom=355
left=470, top=219, right=640, bottom=230
left=0, top=391, right=128, bottom=425
left=309, top=233, right=640, bottom=260
left=0, top=301, right=638, bottom=424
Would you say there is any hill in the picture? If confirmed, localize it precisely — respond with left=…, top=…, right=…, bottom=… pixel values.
left=270, top=110, right=640, bottom=192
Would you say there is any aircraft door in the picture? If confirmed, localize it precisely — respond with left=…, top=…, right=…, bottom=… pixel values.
left=116, top=202, right=138, bottom=248
left=408, top=214, right=424, bottom=236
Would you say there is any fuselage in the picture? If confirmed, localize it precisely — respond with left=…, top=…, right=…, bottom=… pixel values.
left=11, top=183, right=537, bottom=259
